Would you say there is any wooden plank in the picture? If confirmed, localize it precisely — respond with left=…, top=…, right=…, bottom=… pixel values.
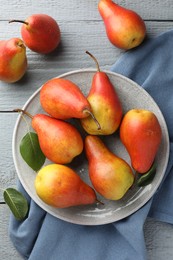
left=0, top=0, right=172, bottom=21
left=0, top=114, right=19, bottom=202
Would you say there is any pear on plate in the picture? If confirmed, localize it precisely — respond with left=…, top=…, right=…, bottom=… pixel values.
left=16, top=109, right=83, bottom=164
left=85, top=135, right=134, bottom=200
left=35, top=164, right=99, bottom=208
left=80, top=51, right=123, bottom=135
left=120, top=109, right=162, bottom=174
left=32, top=114, right=84, bottom=164
left=40, top=77, right=101, bottom=129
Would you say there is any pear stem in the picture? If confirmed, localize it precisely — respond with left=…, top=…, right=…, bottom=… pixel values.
left=13, top=108, right=33, bottom=119
left=9, top=19, right=29, bottom=25
left=83, top=109, right=101, bottom=130
left=0, top=108, right=33, bottom=119
left=96, top=198, right=104, bottom=205
left=86, top=51, right=101, bottom=72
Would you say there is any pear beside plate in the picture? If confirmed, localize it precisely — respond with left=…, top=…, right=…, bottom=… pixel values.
left=12, top=69, right=169, bottom=225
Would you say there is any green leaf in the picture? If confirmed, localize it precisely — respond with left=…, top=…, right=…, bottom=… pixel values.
left=137, top=162, right=157, bottom=187
left=3, top=188, right=28, bottom=221
left=20, top=132, right=46, bottom=171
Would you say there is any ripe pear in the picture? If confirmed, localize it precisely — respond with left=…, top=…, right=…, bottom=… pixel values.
left=85, top=135, right=134, bottom=200
left=80, top=51, right=122, bottom=135
left=40, top=77, right=100, bottom=129
left=16, top=109, right=83, bottom=164
left=35, top=164, right=98, bottom=208
left=98, top=0, right=146, bottom=50
left=120, top=109, right=162, bottom=174
left=9, top=14, right=61, bottom=54
left=0, top=38, right=27, bottom=83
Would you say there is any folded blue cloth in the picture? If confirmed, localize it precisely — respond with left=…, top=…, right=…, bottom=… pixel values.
left=9, top=30, right=173, bottom=260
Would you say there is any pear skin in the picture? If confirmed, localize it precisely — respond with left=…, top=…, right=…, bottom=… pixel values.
left=10, top=14, right=61, bottom=54
left=98, top=0, right=146, bottom=50
left=40, top=77, right=100, bottom=130
left=32, top=114, right=83, bottom=164
left=0, top=38, right=27, bottom=83
left=85, top=135, right=134, bottom=200
left=80, top=52, right=123, bottom=135
left=120, top=109, right=162, bottom=173
left=35, top=164, right=98, bottom=208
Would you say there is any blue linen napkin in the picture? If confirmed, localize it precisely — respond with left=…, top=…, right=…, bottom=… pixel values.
left=9, top=29, right=173, bottom=260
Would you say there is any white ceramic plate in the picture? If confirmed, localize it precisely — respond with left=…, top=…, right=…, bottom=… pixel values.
left=12, top=69, right=169, bottom=225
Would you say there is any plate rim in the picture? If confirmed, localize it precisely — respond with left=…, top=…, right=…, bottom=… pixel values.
left=12, top=69, right=170, bottom=225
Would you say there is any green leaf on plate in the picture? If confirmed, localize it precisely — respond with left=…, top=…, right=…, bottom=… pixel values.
left=20, top=132, right=46, bottom=171
left=137, top=162, right=157, bottom=187
left=3, top=188, right=28, bottom=221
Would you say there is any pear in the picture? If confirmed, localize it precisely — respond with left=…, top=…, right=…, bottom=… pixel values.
left=98, top=0, right=146, bottom=50
left=35, top=164, right=98, bottom=208
left=120, top=109, right=162, bottom=174
left=16, top=109, right=83, bottom=164
left=9, top=14, right=61, bottom=54
left=80, top=51, right=123, bottom=135
left=85, top=135, right=134, bottom=200
left=0, top=38, right=27, bottom=83
left=40, top=77, right=100, bottom=129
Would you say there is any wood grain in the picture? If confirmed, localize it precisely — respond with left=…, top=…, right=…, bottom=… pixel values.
left=0, top=0, right=172, bottom=21
left=0, top=0, right=173, bottom=259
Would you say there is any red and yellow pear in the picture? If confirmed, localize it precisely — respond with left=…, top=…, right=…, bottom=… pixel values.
left=85, top=135, right=134, bottom=200
left=98, top=0, right=146, bottom=50
left=80, top=51, right=123, bottom=135
left=16, top=109, right=83, bottom=164
left=120, top=109, right=162, bottom=174
left=0, top=38, right=27, bottom=83
left=40, top=77, right=100, bottom=129
left=32, top=114, right=83, bottom=164
left=9, top=14, right=61, bottom=54
left=35, top=164, right=98, bottom=208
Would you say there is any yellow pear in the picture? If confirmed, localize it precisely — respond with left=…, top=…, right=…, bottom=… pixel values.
left=35, top=164, right=98, bottom=208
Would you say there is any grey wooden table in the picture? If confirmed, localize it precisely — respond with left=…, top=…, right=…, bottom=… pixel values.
left=0, top=0, right=173, bottom=259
